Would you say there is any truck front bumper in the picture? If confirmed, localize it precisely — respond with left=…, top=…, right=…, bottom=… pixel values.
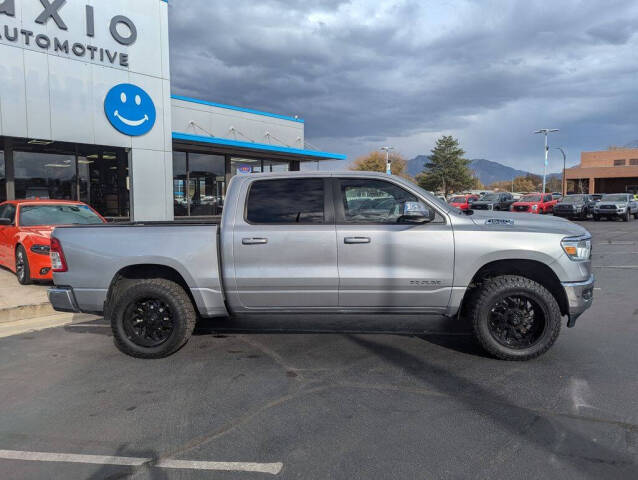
left=561, top=274, right=595, bottom=327
left=48, top=287, right=80, bottom=313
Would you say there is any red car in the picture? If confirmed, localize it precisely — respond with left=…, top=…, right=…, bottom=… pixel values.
left=0, top=200, right=105, bottom=284
left=510, top=193, right=558, bottom=214
left=448, top=194, right=480, bottom=211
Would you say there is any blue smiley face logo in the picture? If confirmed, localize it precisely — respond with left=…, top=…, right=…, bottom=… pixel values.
left=104, top=84, right=156, bottom=136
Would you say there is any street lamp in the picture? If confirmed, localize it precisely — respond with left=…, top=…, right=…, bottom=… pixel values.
left=380, top=146, right=394, bottom=175
left=533, top=128, right=559, bottom=194
left=553, top=147, right=567, bottom=197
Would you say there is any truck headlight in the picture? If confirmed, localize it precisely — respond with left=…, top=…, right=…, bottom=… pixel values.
left=561, top=236, right=592, bottom=261
left=531, top=205, right=538, bottom=211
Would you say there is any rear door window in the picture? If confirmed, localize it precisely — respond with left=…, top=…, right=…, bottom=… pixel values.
left=246, top=178, right=325, bottom=224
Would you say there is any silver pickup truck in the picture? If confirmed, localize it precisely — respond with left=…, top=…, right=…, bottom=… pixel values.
left=48, top=171, right=594, bottom=361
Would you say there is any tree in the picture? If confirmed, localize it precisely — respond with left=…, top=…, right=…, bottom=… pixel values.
left=489, top=174, right=537, bottom=192
left=417, top=136, right=474, bottom=196
left=350, top=151, right=409, bottom=178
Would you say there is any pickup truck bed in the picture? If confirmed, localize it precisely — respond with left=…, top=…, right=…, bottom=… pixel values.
left=50, top=223, right=227, bottom=318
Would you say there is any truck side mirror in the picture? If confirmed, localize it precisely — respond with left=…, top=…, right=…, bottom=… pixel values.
left=0, top=218, right=12, bottom=226
left=399, top=202, right=435, bottom=224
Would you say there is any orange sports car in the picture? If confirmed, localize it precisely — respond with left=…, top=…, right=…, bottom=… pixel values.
left=0, top=200, right=106, bottom=285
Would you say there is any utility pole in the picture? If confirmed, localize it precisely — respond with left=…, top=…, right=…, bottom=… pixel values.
left=380, top=146, right=394, bottom=175
left=533, top=129, right=559, bottom=194
left=553, top=147, right=567, bottom=196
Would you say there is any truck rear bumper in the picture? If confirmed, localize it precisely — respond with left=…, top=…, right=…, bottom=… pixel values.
left=561, top=274, right=595, bottom=327
left=48, top=287, right=80, bottom=313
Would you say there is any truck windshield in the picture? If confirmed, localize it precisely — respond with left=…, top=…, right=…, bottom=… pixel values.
left=562, top=195, right=586, bottom=203
left=520, top=195, right=541, bottom=202
left=20, top=205, right=104, bottom=227
left=602, top=194, right=628, bottom=202
left=481, top=194, right=500, bottom=201
left=449, top=197, right=466, bottom=203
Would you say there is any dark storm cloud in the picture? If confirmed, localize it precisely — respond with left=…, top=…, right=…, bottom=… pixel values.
left=167, top=0, right=638, bottom=169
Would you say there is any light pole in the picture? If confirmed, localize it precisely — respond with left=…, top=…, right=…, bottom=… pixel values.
left=380, top=146, right=394, bottom=175
left=533, top=129, right=559, bottom=194
left=553, top=147, right=567, bottom=196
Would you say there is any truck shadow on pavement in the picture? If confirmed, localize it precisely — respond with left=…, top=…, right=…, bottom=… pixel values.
left=63, top=315, right=489, bottom=357
left=347, top=335, right=638, bottom=478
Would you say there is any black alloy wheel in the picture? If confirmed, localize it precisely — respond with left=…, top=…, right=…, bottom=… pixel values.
left=109, top=277, right=197, bottom=358
left=467, top=275, right=561, bottom=360
left=123, top=298, right=175, bottom=347
left=15, top=246, right=32, bottom=285
left=487, top=295, right=546, bottom=349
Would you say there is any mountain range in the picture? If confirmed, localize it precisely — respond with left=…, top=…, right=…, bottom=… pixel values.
left=407, top=157, right=561, bottom=186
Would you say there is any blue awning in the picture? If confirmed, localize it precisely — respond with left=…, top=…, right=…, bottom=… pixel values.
left=172, top=132, right=346, bottom=161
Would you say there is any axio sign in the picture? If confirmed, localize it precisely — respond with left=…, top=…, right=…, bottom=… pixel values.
left=105, top=84, right=156, bottom=136
left=0, top=0, right=137, bottom=67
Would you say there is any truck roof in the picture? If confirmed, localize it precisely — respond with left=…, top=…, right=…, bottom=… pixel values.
left=234, top=170, right=391, bottom=179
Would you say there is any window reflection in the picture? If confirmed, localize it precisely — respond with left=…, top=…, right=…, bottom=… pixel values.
left=173, top=152, right=187, bottom=217
left=78, top=152, right=129, bottom=218
left=189, top=153, right=225, bottom=216
left=15, top=152, right=75, bottom=200
left=173, top=152, right=225, bottom=217
left=7, top=143, right=129, bottom=219
left=231, top=158, right=289, bottom=175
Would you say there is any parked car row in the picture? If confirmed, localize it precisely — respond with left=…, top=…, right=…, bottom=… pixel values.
left=440, top=190, right=638, bottom=222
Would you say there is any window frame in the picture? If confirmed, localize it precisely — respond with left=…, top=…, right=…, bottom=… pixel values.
left=243, top=177, right=334, bottom=226
left=332, top=176, right=445, bottom=225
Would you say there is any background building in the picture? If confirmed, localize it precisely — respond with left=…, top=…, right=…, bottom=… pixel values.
left=0, top=0, right=344, bottom=221
left=565, top=148, right=638, bottom=195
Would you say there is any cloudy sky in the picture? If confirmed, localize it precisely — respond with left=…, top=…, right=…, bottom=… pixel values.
left=168, top=0, right=638, bottom=173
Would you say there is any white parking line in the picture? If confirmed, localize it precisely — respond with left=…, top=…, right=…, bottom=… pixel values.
left=156, top=459, right=283, bottom=474
left=0, top=450, right=283, bottom=474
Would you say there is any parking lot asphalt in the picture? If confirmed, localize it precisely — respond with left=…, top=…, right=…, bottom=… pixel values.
left=1, top=219, right=637, bottom=479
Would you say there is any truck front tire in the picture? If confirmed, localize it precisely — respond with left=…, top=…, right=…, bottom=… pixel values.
left=109, top=278, right=197, bottom=359
left=467, top=275, right=561, bottom=361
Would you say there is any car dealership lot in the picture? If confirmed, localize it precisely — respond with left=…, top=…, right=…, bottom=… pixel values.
left=0, top=220, right=637, bottom=479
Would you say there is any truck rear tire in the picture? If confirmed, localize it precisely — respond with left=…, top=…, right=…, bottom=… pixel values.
left=109, top=278, right=197, bottom=359
left=467, top=275, right=561, bottom=361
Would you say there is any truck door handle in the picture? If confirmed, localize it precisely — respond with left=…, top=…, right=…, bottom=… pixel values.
left=344, top=236, right=371, bottom=244
left=242, top=237, right=268, bottom=245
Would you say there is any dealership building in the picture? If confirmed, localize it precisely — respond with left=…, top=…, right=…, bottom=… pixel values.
left=0, top=0, right=345, bottom=220
left=565, top=148, right=638, bottom=195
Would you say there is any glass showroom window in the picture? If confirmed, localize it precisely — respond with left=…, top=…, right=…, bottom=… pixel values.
left=78, top=151, right=129, bottom=218
left=14, top=151, right=76, bottom=200
left=230, top=158, right=290, bottom=176
left=9, top=143, right=129, bottom=219
left=173, top=152, right=188, bottom=217
left=173, top=151, right=225, bottom=217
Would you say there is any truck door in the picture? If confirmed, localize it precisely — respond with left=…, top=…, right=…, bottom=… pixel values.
left=231, top=177, right=338, bottom=309
left=335, top=177, right=454, bottom=311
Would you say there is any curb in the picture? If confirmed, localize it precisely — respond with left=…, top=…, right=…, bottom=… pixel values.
left=0, top=302, right=56, bottom=324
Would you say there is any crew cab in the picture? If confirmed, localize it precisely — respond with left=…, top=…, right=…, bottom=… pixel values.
left=510, top=193, right=558, bottom=214
left=448, top=194, right=479, bottom=211
left=48, top=172, right=594, bottom=361
left=470, top=192, right=516, bottom=211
